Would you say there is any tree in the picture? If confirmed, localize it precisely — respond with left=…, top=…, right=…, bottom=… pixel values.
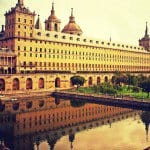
left=70, top=76, right=86, bottom=89
left=127, top=74, right=138, bottom=86
left=139, top=78, right=150, bottom=98
left=112, top=73, right=128, bottom=86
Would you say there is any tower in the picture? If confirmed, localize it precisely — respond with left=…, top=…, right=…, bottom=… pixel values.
left=1, top=0, right=36, bottom=73
left=62, top=8, right=83, bottom=35
left=45, top=2, right=61, bottom=32
left=4, top=0, right=36, bottom=39
left=139, top=22, right=150, bottom=51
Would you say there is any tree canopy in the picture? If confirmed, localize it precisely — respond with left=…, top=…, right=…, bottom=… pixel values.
left=70, top=76, right=86, bottom=87
left=139, top=78, right=150, bottom=97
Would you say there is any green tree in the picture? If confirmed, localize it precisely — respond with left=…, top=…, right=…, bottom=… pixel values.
left=112, top=73, right=128, bottom=86
left=139, top=78, right=150, bottom=98
left=127, top=74, right=138, bottom=86
left=70, top=76, right=86, bottom=89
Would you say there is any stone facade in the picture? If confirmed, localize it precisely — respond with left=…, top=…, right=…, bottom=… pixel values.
left=0, top=0, right=149, bottom=94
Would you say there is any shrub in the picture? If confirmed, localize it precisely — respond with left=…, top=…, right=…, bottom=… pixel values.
left=132, top=86, right=140, bottom=93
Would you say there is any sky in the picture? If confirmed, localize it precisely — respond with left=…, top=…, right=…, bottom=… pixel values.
left=0, top=0, right=150, bottom=45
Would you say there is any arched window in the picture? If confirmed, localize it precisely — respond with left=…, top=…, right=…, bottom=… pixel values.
left=13, top=78, right=20, bottom=90
left=26, top=78, right=33, bottom=90
left=88, top=77, right=93, bottom=86
left=54, top=23, right=58, bottom=31
left=55, top=77, right=60, bottom=88
left=38, top=78, right=44, bottom=89
left=0, top=79, right=5, bottom=91
left=104, top=76, right=108, bottom=82
left=97, top=77, right=101, bottom=85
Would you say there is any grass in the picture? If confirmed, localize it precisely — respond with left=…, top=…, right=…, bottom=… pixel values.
left=69, top=85, right=150, bottom=100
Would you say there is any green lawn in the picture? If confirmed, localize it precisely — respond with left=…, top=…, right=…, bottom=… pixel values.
left=69, top=85, right=150, bottom=100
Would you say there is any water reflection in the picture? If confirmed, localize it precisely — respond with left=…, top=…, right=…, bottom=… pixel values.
left=141, top=111, right=150, bottom=142
left=0, top=97, right=149, bottom=150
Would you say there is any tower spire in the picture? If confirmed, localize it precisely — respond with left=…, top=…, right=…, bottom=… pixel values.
left=69, top=8, right=75, bottom=23
left=71, top=8, right=74, bottom=17
left=145, top=22, right=149, bottom=38
left=35, top=15, right=42, bottom=29
left=18, top=0, right=24, bottom=6
left=51, top=1, right=55, bottom=15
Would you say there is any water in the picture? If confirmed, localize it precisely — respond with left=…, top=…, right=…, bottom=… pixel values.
left=0, top=96, right=149, bottom=150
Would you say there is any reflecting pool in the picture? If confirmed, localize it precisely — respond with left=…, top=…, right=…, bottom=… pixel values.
left=0, top=96, right=149, bottom=150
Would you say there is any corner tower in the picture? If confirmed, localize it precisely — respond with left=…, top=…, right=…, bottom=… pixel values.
left=4, top=0, right=36, bottom=39
left=139, top=22, right=150, bottom=51
left=45, top=2, right=61, bottom=32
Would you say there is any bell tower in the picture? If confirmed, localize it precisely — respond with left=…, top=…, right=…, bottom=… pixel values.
left=139, top=22, right=150, bottom=51
left=45, top=2, right=61, bottom=32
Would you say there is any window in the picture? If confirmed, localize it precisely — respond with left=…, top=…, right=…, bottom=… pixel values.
left=62, top=36, right=66, bottom=39
left=23, top=61, right=26, bottom=66
left=18, top=18, right=20, bottom=22
left=46, top=33, right=50, bottom=37
left=55, top=34, right=58, bottom=38
left=37, top=32, right=41, bottom=36
left=18, top=46, right=20, bottom=50
left=54, top=23, right=58, bottom=31
left=24, top=19, right=26, bottom=23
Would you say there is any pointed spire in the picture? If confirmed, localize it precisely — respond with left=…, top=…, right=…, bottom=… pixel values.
left=69, top=8, right=75, bottom=23
left=145, top=22, right=149, bottom=38
left=71, top=8, right=74, bottom=17
left=17, top=0, right=24, bottom=6
left=35, top=15, right=42, bottom=29
left=51, top=1, right=55, bottom=15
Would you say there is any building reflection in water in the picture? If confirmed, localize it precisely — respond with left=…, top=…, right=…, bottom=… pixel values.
left=141, top=111, right=150, bottom=142
left=0, top=96, right=142, bottom=150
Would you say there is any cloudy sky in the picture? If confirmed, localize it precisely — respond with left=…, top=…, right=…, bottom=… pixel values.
left=0, top=0, right=150, bottom=45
